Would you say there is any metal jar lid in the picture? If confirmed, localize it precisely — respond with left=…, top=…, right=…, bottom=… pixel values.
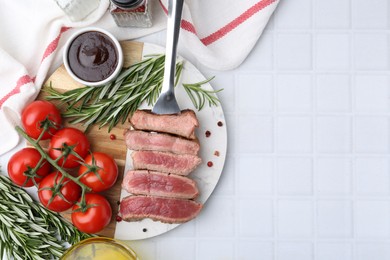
left=111, top=0, right=145, bottom=9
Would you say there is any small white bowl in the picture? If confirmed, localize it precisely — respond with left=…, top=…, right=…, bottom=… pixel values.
left=63, top=27, right=123, bottom=87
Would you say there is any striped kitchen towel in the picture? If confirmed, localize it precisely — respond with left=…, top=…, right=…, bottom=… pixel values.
left=160, top=0, right=279, bottom=70
left=0, top=0, right=278, bottom=155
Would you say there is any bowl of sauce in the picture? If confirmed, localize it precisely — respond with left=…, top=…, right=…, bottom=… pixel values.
left=60, top=237, right=139, bottom=260
left=63, top=27, right=123, bottom=87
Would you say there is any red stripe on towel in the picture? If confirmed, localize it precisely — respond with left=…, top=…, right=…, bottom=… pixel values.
left=159, top=0, right=277, bottom=46
left=41, top=26, right=70, bottom=61
left=181, top=20, right=197, bottom=34
left=0, top=26, right=70, bottom=108
left=0, top=75, right=33, bottom=107
left=201, top=0, right=276, bottom=45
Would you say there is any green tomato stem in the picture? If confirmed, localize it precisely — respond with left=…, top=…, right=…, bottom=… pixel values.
left=15, top=126, right=92, bottom=195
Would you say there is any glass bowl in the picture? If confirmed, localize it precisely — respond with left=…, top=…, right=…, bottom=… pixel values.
left=61, top=237, right=139, bottom=260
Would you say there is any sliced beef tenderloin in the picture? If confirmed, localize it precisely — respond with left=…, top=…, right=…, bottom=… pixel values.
left=124, top=130, right=200, bottom=155
left=129, top=109, right=199, bottom=140
left=119, top=195, right=202, bottom=223
left=122, top=170, right=199, bottom=199
left=131, top=151, right=201, bottom=176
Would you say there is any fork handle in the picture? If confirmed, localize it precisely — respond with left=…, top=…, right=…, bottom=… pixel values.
left=161, top=0, right=184, bottom=94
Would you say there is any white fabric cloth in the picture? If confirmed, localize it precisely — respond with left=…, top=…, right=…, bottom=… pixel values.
left=0, top=0, right=278, bottom=155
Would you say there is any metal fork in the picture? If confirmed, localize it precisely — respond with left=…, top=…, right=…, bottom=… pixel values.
left=151, top=0, right=184, bottom=115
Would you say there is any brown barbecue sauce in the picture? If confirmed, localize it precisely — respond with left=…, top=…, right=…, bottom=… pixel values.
left=67, top=31, right=118, bottom=82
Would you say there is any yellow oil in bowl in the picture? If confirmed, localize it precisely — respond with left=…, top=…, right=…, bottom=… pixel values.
left=61, top=237, right=138, bottom=260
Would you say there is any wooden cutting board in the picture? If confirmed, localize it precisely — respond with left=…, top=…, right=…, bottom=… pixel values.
left=38, top=41, right=144, bottom=238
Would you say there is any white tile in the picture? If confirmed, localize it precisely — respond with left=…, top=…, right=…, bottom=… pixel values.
left=277, top=200, right=313, bottom=237
left=207, top=71, right=235, bottom=113
left=238, top=116, right=273, bottom=153
left=315, top=0, right=350, bottom=29
left=237, top=156, right=273, bottom=195
left=316, top=74, right=350, bottom=112
left=353, top=0, right=389, bottom=29
left=128, top=240, right=157, bottom=260
left=317, top=200, right=352, bottom=238
left=355, top=158, right=390, bottom=195
left=238, top=241, right=273, bottom=260
left=198, top=240, right=234, bottom=260
left=316, top=243, right=352, bottom=260
left=275, top=0, right=312, bottom=29
left=316, top=117, right=351, bottom=153
left=266, top=10, right=275, bottom=30
left=157, top=240, right=195, bottom=260
left=277, top=117, right=312, bottom=152
left=355, top=201, right=390, bottom=238
left=356, top=243, right=390, bottom=260
left=238, top=199, right=273, bottom=237
left=355, top=75, right=389, bottom=112
left=354, top=34, right=389, bottom=70
left=237, top=74, right=273, bottom=112
left=196, top=197, right=234, bottom=237
left=225, top=113, right=237, bottom=155
left=316, top=34, right=350, bottom=70
left=354, top=117, right=389, bottom=153
left=277, top=34, right=312, bottom=70
left=277, top=158, right=312, bottom=195
left=316, top=158, right=351, bottom=195
left=239, top=32, right=273, bottom=70
left=277, top=74, right=312, bottom=112
left=277, top=242, right=313, bottom=260
left=164, top=220, right=195, bottom=238
left=214, top=155, right=234, bottom=196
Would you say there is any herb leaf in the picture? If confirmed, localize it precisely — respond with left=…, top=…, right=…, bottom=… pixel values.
left=44, top=54, right=221, bottom=132
left=0, top=174, right=93, bottom=260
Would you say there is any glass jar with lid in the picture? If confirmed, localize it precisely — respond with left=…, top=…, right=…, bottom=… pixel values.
left=110, top=0, right=152, bottom=28
left=54, top=0, right=100, bottom=22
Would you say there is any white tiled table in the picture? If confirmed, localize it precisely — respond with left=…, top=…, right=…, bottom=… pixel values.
left=1, top=0, right=390, bottom=259
left=125, top=0, right=390, bottom=259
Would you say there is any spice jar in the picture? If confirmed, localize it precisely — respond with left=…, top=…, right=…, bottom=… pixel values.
left=109, top=0, right=152, bottom=28
left=54, top=0, right=100, bottom=22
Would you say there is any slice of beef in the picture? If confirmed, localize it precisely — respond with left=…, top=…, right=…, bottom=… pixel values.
left=122, top=170, right=199, bottom=199
left=131, top=151, right=201, bottom=176
left=124, top=130, right=200, bottom=155
left=119, top=195, right=202, bottom=223
left=129, top=109, right=199, bottom=140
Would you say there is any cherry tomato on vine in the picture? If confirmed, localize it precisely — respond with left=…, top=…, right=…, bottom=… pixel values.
left=21, top=100, right=62, bottom=140
left=7, top=148, right=51, bottom=187
left=38, top=172, right=81, bottom=212
left=72, top=193, right=112, bottom=234
left=48, top=127, right=90, bottom=168
left=78, top=152, right=118, bottom=192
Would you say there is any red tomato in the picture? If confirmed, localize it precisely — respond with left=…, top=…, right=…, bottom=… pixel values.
left=48, top=128, right=90, bottom=168
left=78, top=152, right=118, bottom=192
left=7, top=148, right=51, bottom=187
left=38, top=172, right=81, bottom=212
left=21, top=100, right=62, bottom=140
left=72, top=194, right=112, bottom=234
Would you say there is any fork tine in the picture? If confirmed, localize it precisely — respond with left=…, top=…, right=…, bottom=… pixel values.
left=152, top=91, right=180, bottom=114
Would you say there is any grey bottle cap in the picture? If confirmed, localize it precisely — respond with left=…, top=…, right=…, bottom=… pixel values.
left=111, top=0, right=144, bottom=9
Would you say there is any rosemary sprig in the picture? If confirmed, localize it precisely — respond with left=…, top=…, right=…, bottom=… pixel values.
left=183, top=77, right=222, bottom=110
left=0, top=173, right=93, bottom=260
left=44, top=54, right=222, bottom=131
